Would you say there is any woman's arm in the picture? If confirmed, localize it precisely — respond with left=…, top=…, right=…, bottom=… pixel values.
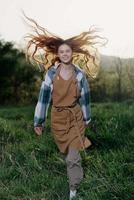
left=34, top=69, right=52, bottom=129
left=79, top=73, right=91, bottom=125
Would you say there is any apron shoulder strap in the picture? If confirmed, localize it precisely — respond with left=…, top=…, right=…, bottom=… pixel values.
left=51, top=64, right=61, bottom=84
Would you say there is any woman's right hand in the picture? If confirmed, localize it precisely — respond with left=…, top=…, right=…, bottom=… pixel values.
left=34, top=126, right=43, bottom=136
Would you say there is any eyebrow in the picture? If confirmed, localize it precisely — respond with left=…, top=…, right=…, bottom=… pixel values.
left=59, top=49, right=71, bottom=52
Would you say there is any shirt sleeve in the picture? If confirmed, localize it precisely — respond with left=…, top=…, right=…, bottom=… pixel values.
left=34, top=70, right=52, bottom=128
left=79, top=73, right=91, bottom=125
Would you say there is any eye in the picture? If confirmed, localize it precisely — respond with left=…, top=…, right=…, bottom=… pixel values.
left=59, top=50, right=64, bottom=53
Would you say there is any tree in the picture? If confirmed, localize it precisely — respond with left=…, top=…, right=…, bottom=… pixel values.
left=0, top=39, right=40, bottom=104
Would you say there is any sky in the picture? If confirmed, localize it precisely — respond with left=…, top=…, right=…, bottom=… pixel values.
left=0, top=0, right=134, bottom=58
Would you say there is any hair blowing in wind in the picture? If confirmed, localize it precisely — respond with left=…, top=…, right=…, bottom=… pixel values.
left=22, top=12, right=108, bottom=78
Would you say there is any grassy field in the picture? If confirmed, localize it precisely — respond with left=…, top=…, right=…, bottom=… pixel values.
left=0, top=102, right=134, bottom=200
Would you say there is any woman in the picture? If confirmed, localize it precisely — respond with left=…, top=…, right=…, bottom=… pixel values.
left=24, top=14, right=107, bottom=200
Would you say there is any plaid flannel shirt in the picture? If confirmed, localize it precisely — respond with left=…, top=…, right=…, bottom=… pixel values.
left=34, top=63, right=91, bottom=128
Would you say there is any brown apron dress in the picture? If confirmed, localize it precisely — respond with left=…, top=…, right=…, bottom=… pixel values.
left=51, top=64, right=92, bottom=154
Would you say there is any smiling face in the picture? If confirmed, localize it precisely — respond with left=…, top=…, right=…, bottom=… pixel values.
left=57, top=43, right=73, bottom=64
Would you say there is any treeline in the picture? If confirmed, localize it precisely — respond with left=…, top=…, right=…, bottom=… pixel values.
left=89, top=57, right=134, bottom=102
left=0, top=40, right=40, bottom=104
left=0, top=39, right=134, bottom=104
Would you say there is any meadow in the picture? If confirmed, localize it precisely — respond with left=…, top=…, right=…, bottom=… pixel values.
left=0, top=102, right=134, bottom=200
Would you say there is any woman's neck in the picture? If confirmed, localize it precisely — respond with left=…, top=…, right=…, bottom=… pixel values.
left=60, top=62, right=73, bottom=70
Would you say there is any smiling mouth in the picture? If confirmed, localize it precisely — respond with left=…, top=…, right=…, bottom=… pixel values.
left=63, top=57, right=69, bottom=59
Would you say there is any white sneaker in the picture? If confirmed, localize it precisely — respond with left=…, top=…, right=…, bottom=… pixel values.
left=69, top=189, right=77, bottom=200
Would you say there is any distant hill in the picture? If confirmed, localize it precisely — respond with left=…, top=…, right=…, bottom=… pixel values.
left=100, top=54, right=134, bottom=70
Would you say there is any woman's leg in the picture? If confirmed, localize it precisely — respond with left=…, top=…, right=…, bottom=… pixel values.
left=65, top=147, right=83, bottom=191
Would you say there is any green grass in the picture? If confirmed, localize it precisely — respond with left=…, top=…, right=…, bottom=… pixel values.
left=0, top=102, right=134, bottom=200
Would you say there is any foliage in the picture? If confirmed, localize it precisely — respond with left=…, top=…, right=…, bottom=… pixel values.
left=0, top=103, right=134, bottom=199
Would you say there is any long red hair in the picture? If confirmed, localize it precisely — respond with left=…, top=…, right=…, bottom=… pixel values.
left=23, top=12, right=108, bottom=78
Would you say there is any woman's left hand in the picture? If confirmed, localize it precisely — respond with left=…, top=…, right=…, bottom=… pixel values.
left=85, top=122, right=92, bottom=129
